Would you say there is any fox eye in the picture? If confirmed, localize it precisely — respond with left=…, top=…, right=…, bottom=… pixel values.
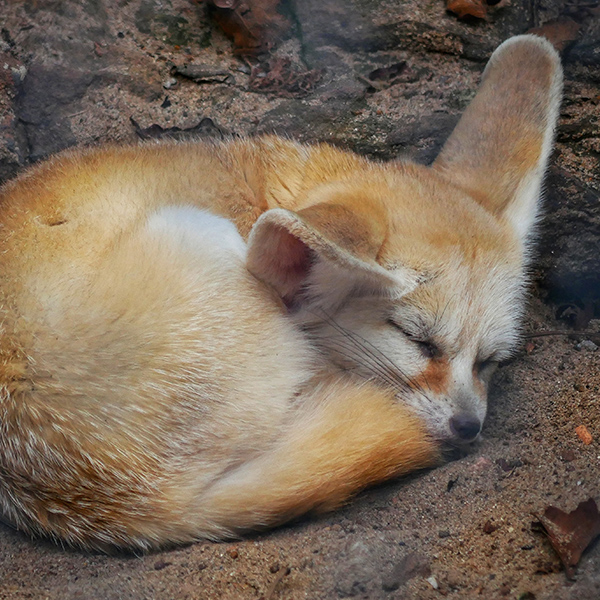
left=415, top=340, right=441, bottom=360
left=387, top=319, right=441, bottom=360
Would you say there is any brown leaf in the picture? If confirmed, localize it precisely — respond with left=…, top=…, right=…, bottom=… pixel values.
left=205, top=0, right=289, bottom=55
left=446, top=0, right=488, bottom=19
left=575, top=424, right=593, bottom=445
left=535, top=498, right=600, bottom=578
left=528, top=18, right=581, bottom=52
left=249, top=58, right=323, bottom=98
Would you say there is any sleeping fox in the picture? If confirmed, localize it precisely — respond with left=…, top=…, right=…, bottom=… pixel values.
left=0, top=35, right=562, bottom=551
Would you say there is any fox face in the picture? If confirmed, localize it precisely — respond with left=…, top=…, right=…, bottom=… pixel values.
left=250, top=169, right=525, bottom=445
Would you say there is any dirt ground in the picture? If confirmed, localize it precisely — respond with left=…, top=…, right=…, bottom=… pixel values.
left=0, top=1, right=599, bottom=599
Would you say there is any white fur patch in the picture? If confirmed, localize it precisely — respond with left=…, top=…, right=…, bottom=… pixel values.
left=146, top=206, right=247, bottom=260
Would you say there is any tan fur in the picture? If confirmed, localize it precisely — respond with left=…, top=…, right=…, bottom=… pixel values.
left=0, top=36, right=562, bottom=550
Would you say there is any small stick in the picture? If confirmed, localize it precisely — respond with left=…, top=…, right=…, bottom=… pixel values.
left=525, top=330, right=598, bottom=339
left=263, top=567, right=291, bottom=600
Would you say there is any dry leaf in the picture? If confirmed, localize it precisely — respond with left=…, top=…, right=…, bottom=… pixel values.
left=575, top=424, right=593, bottom=445
left=528, top=18, right=581, bottom=52
left=204, top=0, right=289, bottom=55
left=249, top=58, right=323, bottom=98
left=535, top=498, right=600, bottom=578
left=446, top=0, right=488, bottom=20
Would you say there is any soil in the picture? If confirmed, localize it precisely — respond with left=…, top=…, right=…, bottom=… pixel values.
left=0, top=1, right=599, bottom=599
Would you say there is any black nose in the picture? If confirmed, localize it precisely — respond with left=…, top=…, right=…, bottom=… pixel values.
left=449, top=415, right=481, bottom=441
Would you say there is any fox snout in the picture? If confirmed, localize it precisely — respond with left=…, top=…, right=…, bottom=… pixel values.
left=427, top=361, right=488, bottom=445
left=444, top=368, right=491, bottom=444
left=438, top=395, right=485, bottom=445
left=449, top=413, right=482, bottom=443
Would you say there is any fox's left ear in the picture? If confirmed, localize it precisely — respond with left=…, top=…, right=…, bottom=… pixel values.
left=433, top=35, right=563, bottom=245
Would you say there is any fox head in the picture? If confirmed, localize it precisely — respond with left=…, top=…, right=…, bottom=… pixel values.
left=246, top=36, right=563, bottom=445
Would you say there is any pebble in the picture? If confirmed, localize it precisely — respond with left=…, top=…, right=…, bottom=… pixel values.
left=471, top=457, right=493, bottom=473
left=163, top=77, right=178, bottom=89
left=576, top=340, right=598, bottom=351
left=153, top=559, right=171, bottom=570
left=576, top=424, right=593, bottom=445
left=483, top=520, right=499, bottom=534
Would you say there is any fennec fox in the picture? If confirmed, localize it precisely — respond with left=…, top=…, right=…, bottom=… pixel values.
left=0, top=36, right=562, bottom=551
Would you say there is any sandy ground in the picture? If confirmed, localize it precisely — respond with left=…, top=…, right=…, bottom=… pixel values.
left=0, top=0, right=599, bottom=598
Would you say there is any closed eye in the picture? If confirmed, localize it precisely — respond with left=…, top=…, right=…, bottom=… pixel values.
left=387, top=319, right=442, bottom=360
left=416, top=340, right=441, bottom=359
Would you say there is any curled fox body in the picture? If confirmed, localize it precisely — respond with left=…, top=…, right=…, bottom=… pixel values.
left=0, top=36, right=562, bottom=550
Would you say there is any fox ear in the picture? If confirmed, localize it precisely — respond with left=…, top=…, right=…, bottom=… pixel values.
left=247, top=204, right=420, bottom=308
left=433, top=35, right=563, bottom=244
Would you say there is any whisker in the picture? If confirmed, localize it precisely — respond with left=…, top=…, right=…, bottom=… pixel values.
left=324, top=321, right=414, bottom=390
left=327, top=331, right=409, bottom=385
left=319, top=314, right=402, bottom=374
left=432, top=294, right=455, bottom=338
left=326, top=338, right=408, bottom=393
left=329, top=324, right=430, bottom=400
left=312, top=309, right=431, bottom=402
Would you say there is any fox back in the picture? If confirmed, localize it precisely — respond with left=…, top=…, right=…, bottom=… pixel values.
left=0, top=36, right=562, bottom=551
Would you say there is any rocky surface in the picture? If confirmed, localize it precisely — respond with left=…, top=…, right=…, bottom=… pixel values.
left=0, top=1, right=599, bottom=599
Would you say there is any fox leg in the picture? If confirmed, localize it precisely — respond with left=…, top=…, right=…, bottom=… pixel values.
left=190, top=378, right=440, bottom=539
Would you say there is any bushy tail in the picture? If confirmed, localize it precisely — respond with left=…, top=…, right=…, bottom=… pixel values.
left=193, top=378, right=440, bottom=539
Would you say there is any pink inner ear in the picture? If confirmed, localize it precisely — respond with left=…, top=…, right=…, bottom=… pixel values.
left=277, top=231, right=313, bottom=309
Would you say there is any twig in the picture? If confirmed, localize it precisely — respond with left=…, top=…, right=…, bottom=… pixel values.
left=263, top=567, right=290, bottom=600
left=525, top=330, right=598, bottom=339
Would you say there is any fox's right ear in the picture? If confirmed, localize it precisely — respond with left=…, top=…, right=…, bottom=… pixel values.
left=433, top=35, right=563, bottom=245
left=246, top=204, right=421, bottom=309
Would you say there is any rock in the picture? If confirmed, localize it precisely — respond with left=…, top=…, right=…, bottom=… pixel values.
left=15, top=63, right=92, bottom=162
left=333, top=539, right=428, bottom=597
left=387, top=112, right=460, bottom=163
left=536, top=168, right=600, bottom=307
left=293, top=0, right=530, bottom=61
left=0, top=52, right=28, bottom=182
left=576, top=340, right=598, bottom=352
left=135, top=0, right=211, bottom=47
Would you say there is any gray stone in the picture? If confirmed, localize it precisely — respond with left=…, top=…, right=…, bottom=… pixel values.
left=576, top=340, right=598, bottom=352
